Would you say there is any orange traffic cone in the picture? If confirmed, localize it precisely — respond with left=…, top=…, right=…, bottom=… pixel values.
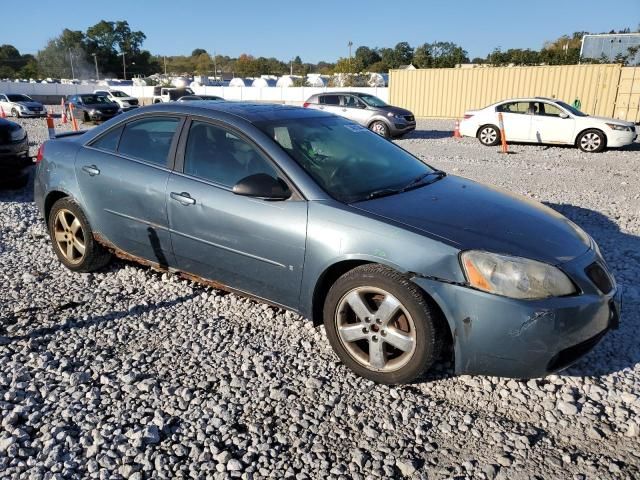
left=453, top=119, right=461, bottom=138
left=0, top=106, right=5, bottom=118
left=60, top=98, right=67, bottom=124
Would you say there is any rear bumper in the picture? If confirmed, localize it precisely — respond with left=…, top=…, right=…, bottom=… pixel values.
left=412, top=249, right=620, bottom=378
left=459, top=120, right=477, bottom=138
left=0, top=138, right=32, bottom=184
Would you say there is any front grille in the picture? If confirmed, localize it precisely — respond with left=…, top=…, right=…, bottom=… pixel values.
left=28, top=107, right=41, bottom=112
left=129, top=99, right=139, bottom=106
left=547, top=329, right=608, bottom=372
left=585, top=262, right=613, bottom=294
left=404, top=115, right=415, bottom=122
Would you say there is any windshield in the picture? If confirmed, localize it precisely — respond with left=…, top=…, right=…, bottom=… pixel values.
left=110, top=90, right=128, bottom=97
left=256, top=116, right=436, bottom=203
left=7, top=94, right=32, bottom=102
left=80, top=95, right=111, bottom=104
left=555, top=101, right=588, bottom=117
left=358, top=94, right=388, bottom=108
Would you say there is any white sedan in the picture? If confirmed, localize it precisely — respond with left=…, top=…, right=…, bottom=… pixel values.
left=459, top=97, right=637, bottom=153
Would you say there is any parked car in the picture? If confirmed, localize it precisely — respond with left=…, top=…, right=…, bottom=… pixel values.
left=34, top=102, right=620, bottom=384
left=93, top=89, right=140, bottom=111
left=0, top=117, right=31, bottom=188
left=0, top=93, right=46, bottom=118
left=152, top=87, right=195, bottom=103
left=177, top=95, right=225, bottom=102
left=460, top=97, right=637, bottom=153
left=65, top=94, right=120, bottom=122
left=303, top=92, right=416, bottom=138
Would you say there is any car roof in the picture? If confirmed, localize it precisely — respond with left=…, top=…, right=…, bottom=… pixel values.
left=496, top=97, right=558, bottom=103
left=142, top=101, right=334, bottom=122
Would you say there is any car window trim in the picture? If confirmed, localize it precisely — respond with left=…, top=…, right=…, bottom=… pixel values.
left=85, top=114, right=186, bottom=169
left=174, top=115, right=304, bottom=201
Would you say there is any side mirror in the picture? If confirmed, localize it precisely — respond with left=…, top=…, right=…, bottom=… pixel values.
left=560, top=112, right=570, bottom=119
left=233, top=173, right=291, bottom=200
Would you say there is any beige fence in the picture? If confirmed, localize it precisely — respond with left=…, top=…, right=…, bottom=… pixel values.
left=390, top=64, right=639, bottom=122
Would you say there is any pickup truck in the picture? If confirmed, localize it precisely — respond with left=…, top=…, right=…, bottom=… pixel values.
left=152, top=87, right=195, bottom=104
left=93, top=90, right=139, bottom=111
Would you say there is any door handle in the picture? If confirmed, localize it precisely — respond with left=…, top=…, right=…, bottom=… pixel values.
left=82, top=165, right=100, bottom=176
left=342, top=108, right=347, bottom=112
left=319, top=106, right=324, bottom=110
left=170, top=191, right=196, bottom=206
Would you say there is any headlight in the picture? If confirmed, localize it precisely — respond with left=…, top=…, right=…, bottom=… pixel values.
left=605, top=123, right=631, bottom=132
left=10, top=127, right=26, bottom=142
left=387, top=112, right=404, bottom=120
left=19, top=104, right=29, bottom=110
left=89, top=109, right=97, bottom=115
left=460, top=251, right=577, bottom=299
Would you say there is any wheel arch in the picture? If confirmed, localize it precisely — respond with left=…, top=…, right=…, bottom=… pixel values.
left=476, top=123, right=499, bottom=137
left=367, top=116, right=392, bottom=130
left=575, top=127, right=607, bottom=148
left=44, top=190, right=70, bottom=221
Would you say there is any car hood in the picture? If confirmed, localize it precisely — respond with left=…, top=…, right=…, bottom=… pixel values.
left=377, top=105, right=414, bottom=117
left=15, top=101, right=42, bottom=108
left=85, top=103, right=119, bottom=110
left=351, top=175, right=590, bottom=265
left=585, top=115, right=635, bottom=127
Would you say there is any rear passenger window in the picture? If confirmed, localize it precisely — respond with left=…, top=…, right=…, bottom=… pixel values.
left=321, top=95, right=340, bottom=105
left=92, top=125, right=123, bottom=152
left=118, top=117, right=180, bottom=166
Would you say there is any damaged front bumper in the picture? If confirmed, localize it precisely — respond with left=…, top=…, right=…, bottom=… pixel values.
left=413, top=248, right=620, bottom=378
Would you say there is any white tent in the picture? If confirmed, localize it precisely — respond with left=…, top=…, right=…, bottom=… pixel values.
left=251, top=77, right=276, bottom=87
left=306, top=75, right=325, bottom=87
left=276, top=75, right=301, bottom=88
left=229, top=77, right=251, bottom=87
left=172, top=77, right=191, bottom=88
left=368, top=73, right=388, bottom=87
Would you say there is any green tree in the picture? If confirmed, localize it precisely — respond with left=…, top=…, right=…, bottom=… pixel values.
left=191, top=48, right=207, bottom=57
left=393, top=42, right=414, bottom=66
left=354, top=46, right=381, bottom=71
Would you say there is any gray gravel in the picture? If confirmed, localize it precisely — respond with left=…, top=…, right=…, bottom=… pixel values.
left=1, top=113, right=639, bottom=479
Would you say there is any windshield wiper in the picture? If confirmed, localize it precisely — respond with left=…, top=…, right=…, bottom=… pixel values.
left=401, top=170, right=446, bottom=192
left=366, top=188, right=402, bottom=200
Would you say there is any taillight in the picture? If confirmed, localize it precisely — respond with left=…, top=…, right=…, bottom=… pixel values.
left=303, top=102, right=310, bottom=108
left=464, top=114, right=474, bottom=120
left=36, top=143, right=45, bottom=163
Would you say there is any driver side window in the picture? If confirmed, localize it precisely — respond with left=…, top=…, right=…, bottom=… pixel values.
left=183, top=121, right=278, bottom=188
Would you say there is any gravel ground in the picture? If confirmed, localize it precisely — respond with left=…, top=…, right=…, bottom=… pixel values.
left=1, top=112, right=639, bottom=480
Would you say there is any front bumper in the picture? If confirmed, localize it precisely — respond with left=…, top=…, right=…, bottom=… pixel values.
left=87, top=110, right=120, bottom=121
left=390, top=121, right=416, bottom=136
left=607, top=129, right=637, bottom=148
left=413, top=249, right=620, bottom=378
left=19, top=110, right=46, bottom=117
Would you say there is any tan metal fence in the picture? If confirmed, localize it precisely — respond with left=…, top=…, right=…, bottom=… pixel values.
left=390, top=64, right=639, bottom=122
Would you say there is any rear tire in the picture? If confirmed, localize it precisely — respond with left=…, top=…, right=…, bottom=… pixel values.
left=477, top=125, right=500, bottom=146
left=577, top=129, right=606, bottom=153
left=48, top=198, right=111, bottom=272
left=370, top=121, right=390, bottom=139
left=323, top=264, right=442, bottom=384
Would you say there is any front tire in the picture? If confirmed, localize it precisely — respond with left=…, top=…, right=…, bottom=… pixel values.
left=323, top=264, right=442, bottom=384
left=369, top=121, right=390, bottom=138
left=11, top=108, right=20, bottom=118
left=577, top=129, right=606, bottom=153
left=477, top=125, right=500, bottom=146
left=48, top=198, right=111, bottom=272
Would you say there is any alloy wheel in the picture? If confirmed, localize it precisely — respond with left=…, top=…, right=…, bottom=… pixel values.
left=53, top=209, right=86, bottom=264
left=371, top=123, right=387, bottom=136
left=335, top=287, right=417, bottom=372
left=480, top=127, right=497, bottom=145
left=580, top=132, right=601, bottom=152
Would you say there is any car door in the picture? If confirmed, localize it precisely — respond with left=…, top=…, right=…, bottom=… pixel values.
left=166, top=119, right=307, bottom=308
left=318, top=94, right=342, bottom=117
left=0, top=94, right=9, bottom=113
left=339, top=95, right=371, bottom=126
left=530, top=102, right=576, bottom=144
left=77, top=115, right=184, bottom=267
left=496, top=101, right=533, bottom=141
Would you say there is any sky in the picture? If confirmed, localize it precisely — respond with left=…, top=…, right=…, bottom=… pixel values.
left=6, top=0, right=640, bottom=62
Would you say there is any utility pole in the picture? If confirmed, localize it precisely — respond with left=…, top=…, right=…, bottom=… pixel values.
left=122, top=52, right=126, bottom=80
left=348, top=41, right=353, bottom=73
left=213, top=50, right=218, bottom=83
left=69, top=48, right=75, bottom=79
left=290, top=59, right=293, bottom=76
left=164, top=56, right=167, bottom=76
left=92, top=53, right=99, bottom=80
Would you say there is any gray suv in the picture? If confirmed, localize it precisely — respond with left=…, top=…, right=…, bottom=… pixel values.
left=303, top=92, right=416, bottom=138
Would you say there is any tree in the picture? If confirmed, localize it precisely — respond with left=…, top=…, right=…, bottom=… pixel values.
left=191, top=48, right=207, bottom=57
left=413, top=43, right=433, bottom=68
left=393, top=42, right=414, bottom=66
left=354, top=46, right=381, bottom=71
